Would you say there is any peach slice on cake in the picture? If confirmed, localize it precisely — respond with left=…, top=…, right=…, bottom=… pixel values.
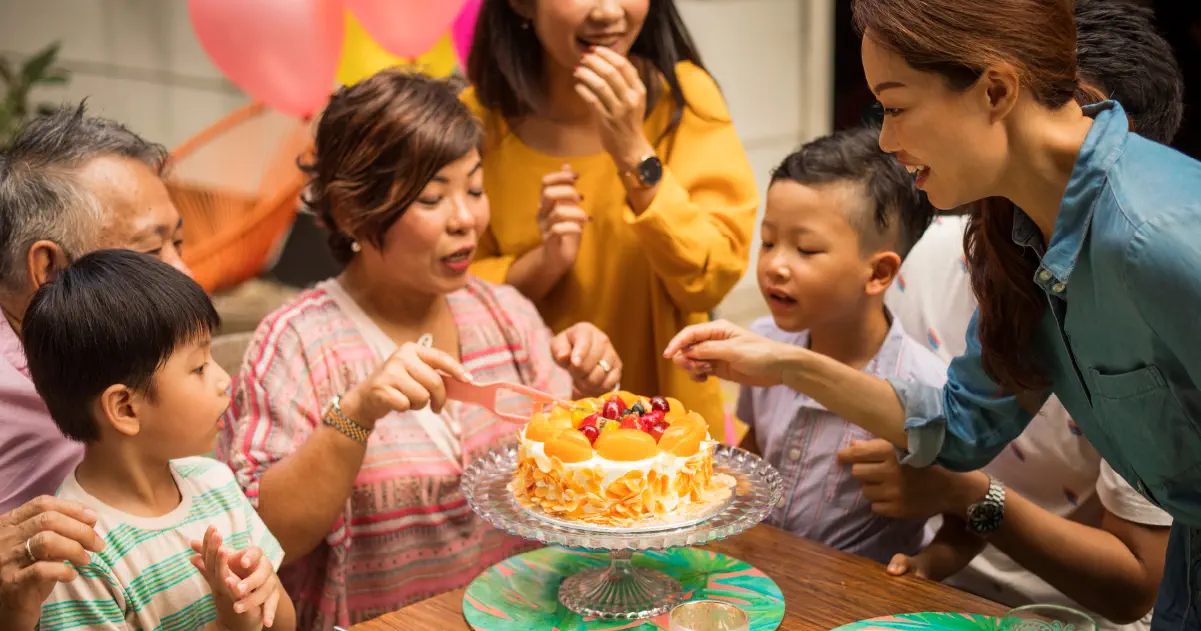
left=668, top=411, right=708, bottom=434
left=614, top=391, right=641, bottom=407
left=545, top=428, right=595, bottom=463
left=664, top=397, right=688, bottom=421
left=526, top=412, right=574, bottom=442
left=575, top=397, right=603, bottom=412
left=594, top=429, right=659, bottom=461
left=656, top=424, right=705, bottom=457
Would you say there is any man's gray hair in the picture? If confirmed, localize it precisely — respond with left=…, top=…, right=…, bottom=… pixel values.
left=0, top=101, right=168, bottom=292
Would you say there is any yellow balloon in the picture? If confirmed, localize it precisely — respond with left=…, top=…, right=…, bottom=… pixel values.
left=337, top=12, right=459, bottom=86
left=415, top=34, right=460, bottom=79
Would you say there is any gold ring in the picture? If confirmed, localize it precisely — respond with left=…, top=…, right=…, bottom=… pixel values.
left=25, top=537, right=36, bottom=564
left=597, top=359, right=611, bottom=373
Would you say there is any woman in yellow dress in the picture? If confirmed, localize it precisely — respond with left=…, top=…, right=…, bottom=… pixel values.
left=462, top=0, right=758, bottom=436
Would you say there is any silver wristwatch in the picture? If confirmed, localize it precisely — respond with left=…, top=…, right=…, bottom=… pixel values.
left=966, top=476, right=1006, bottom=535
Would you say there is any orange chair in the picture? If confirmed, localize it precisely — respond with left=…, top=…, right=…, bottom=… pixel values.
left=166, top=103, right=315, bottom=294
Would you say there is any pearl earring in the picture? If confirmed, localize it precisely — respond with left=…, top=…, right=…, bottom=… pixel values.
left=350, top=241, right=362, bottom=253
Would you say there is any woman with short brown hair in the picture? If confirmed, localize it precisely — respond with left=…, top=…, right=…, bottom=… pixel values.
left=218, top=70, right=621, bottom=630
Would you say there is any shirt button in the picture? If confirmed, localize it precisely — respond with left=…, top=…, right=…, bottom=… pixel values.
left=1038, top=269, right=1052, bottom=282
left=1052, top=282, right=1066, bottom=294
left=788, top=448, right=802, bottom=461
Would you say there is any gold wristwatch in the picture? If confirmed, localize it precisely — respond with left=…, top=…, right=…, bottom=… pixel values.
left=323, top=395, right=371, bottom=444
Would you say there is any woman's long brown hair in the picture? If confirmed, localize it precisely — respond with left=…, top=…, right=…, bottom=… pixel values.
left=467, top=0, right=710, bottom=153
left=852, top=0, right=1083, bottom=393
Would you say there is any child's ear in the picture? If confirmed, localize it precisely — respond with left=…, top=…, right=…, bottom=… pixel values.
left=865, top=250, right=902, bottom=297
left=96, top=384, right=143, bottom=438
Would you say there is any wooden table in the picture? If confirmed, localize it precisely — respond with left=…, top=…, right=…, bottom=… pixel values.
left=352, top=525, right=1007, bottom=630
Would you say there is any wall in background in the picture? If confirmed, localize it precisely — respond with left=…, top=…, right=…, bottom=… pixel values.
left=0, top=0, right=834, bottom=325
left=676, top=0, right=833, bottom=324
left=0, top=0, right=247, bottom=149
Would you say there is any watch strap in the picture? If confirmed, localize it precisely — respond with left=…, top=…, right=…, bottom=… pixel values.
left=323, top=395, right=372, bottom=444
left=966, top=476, right=1006, bottom=535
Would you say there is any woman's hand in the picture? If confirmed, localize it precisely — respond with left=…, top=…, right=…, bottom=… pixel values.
left=538, top=164, right=588, bottom=270
left=0, top=497, right=105, bottom=631
left=551, top=323, right=622, bottom=397
left=339, top=343, right=474, bottom=427
left=574, top=47, right=655, bottom=172
left=663, top=320, right=796, bottom=388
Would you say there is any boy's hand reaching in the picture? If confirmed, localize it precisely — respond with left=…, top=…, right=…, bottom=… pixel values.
left=886, top=552, right=935, bottom=579
left=190, top=526, right=284, bottom=630
left=885, top=516, right=985, bottom=582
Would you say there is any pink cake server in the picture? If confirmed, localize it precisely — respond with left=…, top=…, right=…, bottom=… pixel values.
left=443, top=378, right=572, bottom=424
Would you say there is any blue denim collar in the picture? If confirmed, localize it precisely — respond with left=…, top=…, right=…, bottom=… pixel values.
left=1010, top=100, right=1129, bottom=293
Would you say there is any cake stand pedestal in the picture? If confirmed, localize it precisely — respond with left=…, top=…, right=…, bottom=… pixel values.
left=461, top=443, right=784, bottom=621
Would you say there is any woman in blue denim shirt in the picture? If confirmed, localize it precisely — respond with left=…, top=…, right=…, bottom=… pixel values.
left=665, top=0, right=1201, bottom=629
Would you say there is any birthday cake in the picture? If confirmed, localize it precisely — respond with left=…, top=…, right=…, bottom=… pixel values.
left=511, top=391, right=735, bottom=527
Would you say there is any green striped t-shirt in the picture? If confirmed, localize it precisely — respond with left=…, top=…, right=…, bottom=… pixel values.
left=40, top=457, right=284, bottom=631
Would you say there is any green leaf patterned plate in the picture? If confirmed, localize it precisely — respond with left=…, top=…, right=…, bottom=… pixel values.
left=463, top=546, right=785, bottom=631
left=831, top=613, right=998, bottom=631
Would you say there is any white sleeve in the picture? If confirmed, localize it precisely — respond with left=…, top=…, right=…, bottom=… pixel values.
left=1096, top=460, right=1173, bottom=527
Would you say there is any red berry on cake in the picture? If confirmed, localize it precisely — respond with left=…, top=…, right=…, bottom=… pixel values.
left=601, top=397, right=624, bottom=420
left=580, top=413, right=600, bottom=427
left=619, top=414, right=641, bottom=430
left=650, top=396, right=670, bottom=413
left=579, top=424, right=600, bottom=444
left=648, top=420, right=670, bottom=442
left=641, top=410, right=665, bottom=429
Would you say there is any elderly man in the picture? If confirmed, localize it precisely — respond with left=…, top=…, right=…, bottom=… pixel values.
left=0, top=103, right=188, bottom=630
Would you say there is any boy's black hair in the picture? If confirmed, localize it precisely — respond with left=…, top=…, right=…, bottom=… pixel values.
left=1075, top=0, right=1183, bottom=145
left=770, top=126, right=934, bottom=260
left=22, top=249, right=221, bottom=443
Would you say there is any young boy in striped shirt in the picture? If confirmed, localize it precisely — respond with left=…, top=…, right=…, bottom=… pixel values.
left=23, top=250, right=295, bottom=631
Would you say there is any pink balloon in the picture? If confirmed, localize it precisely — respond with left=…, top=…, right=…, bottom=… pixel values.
left=345, top=0, right=469, bottom=59
left=451, top=0, right=483, bottom=66
left=189, top=0, right=343, bottom=118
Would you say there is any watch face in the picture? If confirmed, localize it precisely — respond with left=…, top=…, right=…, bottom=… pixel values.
left=638, top=156, right=663, bottom=186
left=968, top=502, right=1003, bottom=534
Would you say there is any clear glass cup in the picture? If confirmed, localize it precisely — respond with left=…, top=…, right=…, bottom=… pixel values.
left=998, top=604, right=1098, bottom=631
left=668, top=600, right=750, bottom=631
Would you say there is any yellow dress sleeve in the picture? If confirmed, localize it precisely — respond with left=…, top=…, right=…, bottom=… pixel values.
left=626, top=64, right=760, bottom=314
left=459, top=86, right=517, bottom=284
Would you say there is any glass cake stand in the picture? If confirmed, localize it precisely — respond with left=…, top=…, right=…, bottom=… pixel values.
left=461, top=443, right=784, bottom=621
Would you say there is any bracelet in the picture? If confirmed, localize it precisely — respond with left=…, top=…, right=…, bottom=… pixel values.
left=323, top=395, right=371, bottom=444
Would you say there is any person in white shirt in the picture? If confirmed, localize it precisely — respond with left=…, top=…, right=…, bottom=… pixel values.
left=840, top=3, right=1183, bottom=630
